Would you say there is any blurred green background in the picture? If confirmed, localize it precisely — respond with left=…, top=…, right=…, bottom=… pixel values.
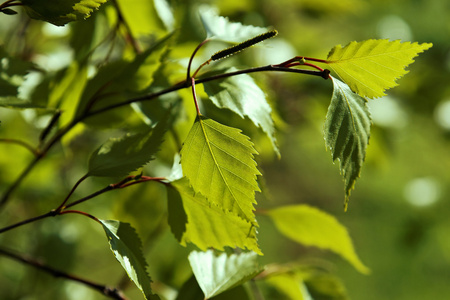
left=1, top=0, right=449, bottom=299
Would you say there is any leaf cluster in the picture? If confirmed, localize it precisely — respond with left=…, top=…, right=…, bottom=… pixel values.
left=0, top=2, right=432, bottom=300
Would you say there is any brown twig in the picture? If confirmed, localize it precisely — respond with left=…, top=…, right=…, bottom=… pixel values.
left=0, top=247, right=128, bottom=300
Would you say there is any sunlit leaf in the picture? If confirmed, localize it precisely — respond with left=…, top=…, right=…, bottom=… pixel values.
left=180, top=116, right=260, bottom=223
left=199, top=5, right=267, bottom=43
left=266, top=273, right=311, bottom=300
left=188, top=250, right=263, bottom=299
left=325, top=39, right=432, bottom=98
left=116, top=0, right=165, bottom=37
left=324, top=77, right=371, bottom=209
left=87, top=118, right=166, bottom=177
left=169, top=178, right=261, bottom=254
left=100, top=220, right=159, bottom=300
left=21, top=0, right=108, bottom=26
left=268, top=204, right=370, bottom=274
left=203, top=67, right=279, bottom=156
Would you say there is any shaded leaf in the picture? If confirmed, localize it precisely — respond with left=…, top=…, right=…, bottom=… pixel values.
left=325, top=39, right=432, bottom=98
left=180, top=116, right=260, bottom=223
left=203, top=67, right=279, bottom=156
left=169, top=178, right=261, bottom=254
left=324, top=77, right=371, bottom=209
left=87, top=118, right=166, bottom=177
left=0, top=47, right=34, bottom=98
left=268, top=204, right=370, bottom=274
left=21, top=0, right=108, bottom=26
left=188, top=250, right=263, bottom=299
left=166, top=185, right=187, bottom=242
left=1, top=8, right=18, bottom=15
left=199, top=5, right=267, bottom=43
left=100, top=220, right=159, bottom=300
left=0, top=97, right=49, bottom=109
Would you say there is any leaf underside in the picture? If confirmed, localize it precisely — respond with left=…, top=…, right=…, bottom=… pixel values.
left=324, top=77, right=371, bottom=209
left=188, top=250, right=263, bottom=299
left=100, top=220, right=159, bottom=300
left=199, top=5, right=268, bottom=43
left=203, top=67, right=279, bottom=156
left=180, top=116, right=260, bottom=223
left=325, top=39, right=432, bottom=98
left=268, top=204, right=370, bottom=274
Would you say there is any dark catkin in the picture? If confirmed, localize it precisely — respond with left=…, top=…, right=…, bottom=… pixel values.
left=211, top=30, right=278, bottom=61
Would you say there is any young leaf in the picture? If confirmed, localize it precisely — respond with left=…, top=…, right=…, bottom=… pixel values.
left=21, top=0, right=108, bottom=26
left=87, top=118, right=166, bottom=177
left=169, top=178, right=261, bottom=255
left=100, top=220, right=159, bottom=300
left=188, top=250, right=264, bottom=299
left=199, top=5, right=267, bottom=43
left=325, top=39, right=432, bottom=98
left=203, top=67, right=279, bottom=156
left=267, top=204, right=370, bottom=274
left=180, top=116, right=261, bottom=223
left=324, top=77, right=371, bottom=209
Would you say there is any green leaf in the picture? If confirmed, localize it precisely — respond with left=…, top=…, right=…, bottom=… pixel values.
left=324, top=77, right=371, bottom=209
left=166, top=185, right=188, bottom=242
left=87, top=118, right=166, bottom=177
left=21, top=0, right=108, bottom=26
left=116, top=0, right=165, bottom=37
left=199, top=5, right=267, bottom=43
left=265, top=273, right=311, bottom=300
left=0, top=97, right=49, bottom=109
left=188, top=250, right=263, bottom=299
left=1, top=47, right=34, bottom=98
left=169, top=178, right=261, bottom=254
left=203, top=67, right=279, bottom=156
left=325, top=39, right=432, bottom=98
left=75, top=35, right=170, bottom=121
left=180, top=116, right=261, bottom=223
left=100, top=220, right=159, bottom=300
left=268, top=204, right=370, bottom=274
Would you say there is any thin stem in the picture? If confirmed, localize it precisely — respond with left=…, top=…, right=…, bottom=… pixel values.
left=59, top=209, right=100, bottom=223
left=191, top=77, right=201, bottom=116
left=0, top=247, right=128, bottom=300
left=187, top=39, right=210, bottom=81
left=56, top=174, right=89, bottom=211
left=0, top=138, right=39, bottom=156
left=0, top=210, right=57, bottom=234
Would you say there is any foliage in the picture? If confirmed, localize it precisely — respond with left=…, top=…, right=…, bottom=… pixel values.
left=0, top=1, right=437, bottom=300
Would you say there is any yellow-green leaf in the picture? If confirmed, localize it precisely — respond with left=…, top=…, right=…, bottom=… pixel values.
left=21, top=0, right=108, bottom=26
left=268, top=204, right=370, bottom=274
left=169, top=178, right=261, bottom=255
left=325, top=39, right=432, bottom=98
left=180, top=116, right=261, bottom=223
